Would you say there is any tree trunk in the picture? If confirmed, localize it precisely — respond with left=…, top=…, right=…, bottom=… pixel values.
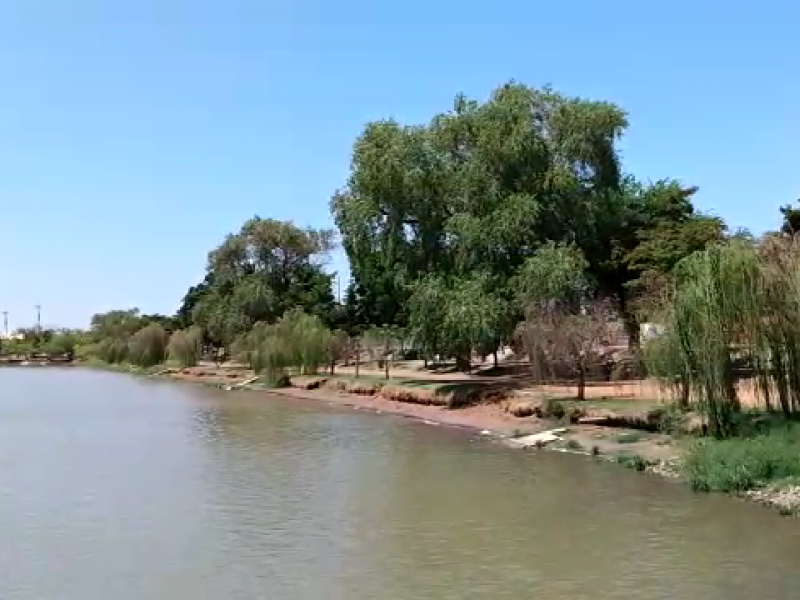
left=618, top=290, right=640, bottom=350
left=678, top=375, right=690, bottom=409
left=493, top=350, right=498, bottom=369
left=577, top=360, right=586, bottom=401
left=385, top=354, right=390, bottom=379
left=355, top=342, right=360, bottom=378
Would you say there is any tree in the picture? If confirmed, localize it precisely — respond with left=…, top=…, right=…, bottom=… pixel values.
left=517, top=302, right=612, bottom=400
left=186, top=217, right=336, bottom=347
left=167, top=326, right=204, bottom=367
left=89, top=309, right=144, bottom=341
left=232, top=310, right=332, bottom=383
left=327, top=329, right=351, bottom=375
left=333, top=82, right=627, bottom=331
left=780, top=201, right=800, bottom=236
left=175, top=273, right=214, bottom=329
left=577, top=178, right=725, bottom=347
left=513, top=243, right=588, bottom=311
left=513, top=243, right=607, bottom=397
left=362, top=326, right=402, bottom=378
left=409, top=274, right=508, bottom=372
left=78, top=308, right=145, bottom=363
left=641, top=237, right=800, bottom=437
left=44, top=329, right=83, bottom=357
left=128, top=323, right=169, bottom=367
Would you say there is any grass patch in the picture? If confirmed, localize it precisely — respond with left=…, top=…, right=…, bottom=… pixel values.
left=616, top=431, right=644, bottom=444
left=615, top=452, right=648, bottom=471
left=564, top=439, right=584, bottom=451
left=682, top=424, right=800, bottom=493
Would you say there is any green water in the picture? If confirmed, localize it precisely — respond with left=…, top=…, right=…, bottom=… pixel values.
left=2, top=367, right=799, bottom=599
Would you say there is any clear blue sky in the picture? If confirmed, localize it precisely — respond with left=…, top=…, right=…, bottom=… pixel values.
left=1, top=0, right=798, bottom=328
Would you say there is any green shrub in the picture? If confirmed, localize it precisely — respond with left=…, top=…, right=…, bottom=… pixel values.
left=128, top=324, right=169, bottom=367
left=615, top=453, right=647, bottom=471
left=87, top=337, right=130, bottom=364
left=652, top=405, right=688, bottom=435
left=682, top=429, right=800, bottom=493
left=43, top=330, right=82, bottom=355
left=231, top=310, right=330, bottom=385
left=542, top=398, right=566, bottom=420
left=564, top=439, right=584, bottom=451
left=168, top=326, right=203, bottom=367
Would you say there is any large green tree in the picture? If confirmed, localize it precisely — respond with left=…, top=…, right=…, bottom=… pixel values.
left=333, top=82, right=626, bottom=329
left=580, top=178, right=725, bottom=343
left=334, top=82, right=722, bottom=349
left=188, top=217, right=336, bottom=347
left=408, top=273, right=509, bottom=370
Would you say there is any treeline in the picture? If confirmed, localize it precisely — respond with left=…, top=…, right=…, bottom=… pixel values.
left=42, top=81, right=800, bottom=440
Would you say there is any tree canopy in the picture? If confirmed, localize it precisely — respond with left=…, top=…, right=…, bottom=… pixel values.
left=188, top=217, right=336, bottom=347
left=333, top=82, right=722, bottom=350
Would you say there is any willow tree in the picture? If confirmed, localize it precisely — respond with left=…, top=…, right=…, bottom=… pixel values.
left=756, top=235, right=800, bottom=417
left=128, top=323, right=169, bottom=368
left=333, top=83, right=627, bottom=330
left=232, top=310, right=332, bottom=384
left=644, top=238, right=800, bottom=437
left=408, top=274, right=508, bottom=372
left=167, top=326, right=204, bottom=368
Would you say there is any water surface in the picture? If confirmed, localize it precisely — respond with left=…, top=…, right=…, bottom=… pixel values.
left=1, top=367, right=799, bottom=599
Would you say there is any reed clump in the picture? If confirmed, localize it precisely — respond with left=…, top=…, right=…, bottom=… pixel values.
left=167, top=326, right=204, bottom=368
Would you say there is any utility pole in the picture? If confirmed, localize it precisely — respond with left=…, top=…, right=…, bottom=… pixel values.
left=35, top=304, right=41, bottom=332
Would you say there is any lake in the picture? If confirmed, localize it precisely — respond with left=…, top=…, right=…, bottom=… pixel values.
left=2, top=367, right=800, bottom=599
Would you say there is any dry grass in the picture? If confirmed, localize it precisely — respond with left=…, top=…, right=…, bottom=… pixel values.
left=377, top=385, right=449, bottom=406
left=321, top=378, right=384, bottom=395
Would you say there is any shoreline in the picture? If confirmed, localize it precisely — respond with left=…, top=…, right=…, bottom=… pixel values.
left=36, top=361, right=800, bottom=517
left=164, top=367, right=684, bottom=472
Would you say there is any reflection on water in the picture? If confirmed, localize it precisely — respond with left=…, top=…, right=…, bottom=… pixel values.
left=1, top=367, right=800, bottom=599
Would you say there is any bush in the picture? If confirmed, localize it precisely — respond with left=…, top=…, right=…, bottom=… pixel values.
left=616, top=453, right=647, bottom=471
left=168, top=326, right=203, bottom=367
left=88, top=338, right=130, bottom=364
left=44, top=330, right=82, bottom=356
left=232, top=323, right=288, bottom=386
left=541, top=398, right=566, bottom=420
left=507, top=401, right=536, bottom=417
left=128, top=324, right=169, bottom=367
left=654, top=405, right=691, bottom=435
left=683, top=428, right=800, bottom=493
left=231, top=310, right=331, bottom=385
